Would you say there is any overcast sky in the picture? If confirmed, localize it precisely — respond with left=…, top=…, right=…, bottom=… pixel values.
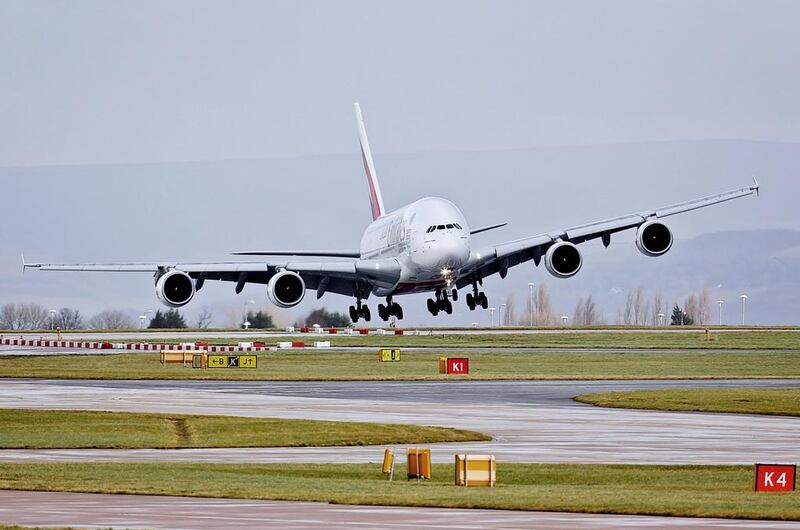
left=1, top=1, right=798, bottom=325
left=2, top=0, right=799, bottom=166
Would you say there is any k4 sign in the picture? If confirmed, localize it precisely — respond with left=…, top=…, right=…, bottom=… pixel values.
left=754, top=464, right=796, bottom=492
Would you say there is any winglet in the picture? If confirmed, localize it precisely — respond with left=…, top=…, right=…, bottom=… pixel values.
left=751, top=175, right=760, bottom=196
left=354, top=102, right=386, bottom=221
left=21, top=254, right=39, bottom=274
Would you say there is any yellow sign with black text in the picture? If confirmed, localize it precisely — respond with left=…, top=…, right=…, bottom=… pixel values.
left=379, top=349, right=401, bottom=362
left=208, top=354, right=258, bottom=369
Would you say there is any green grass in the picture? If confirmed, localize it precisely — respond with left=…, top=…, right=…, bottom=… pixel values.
left=576, top=387, right=800, bottom=417
left=101, top=329, right=800, bottom=350
left=1, top=348, right=799, bottom=380
left=0, top=409, right=488, bottom=449
left=0, top=463, right=797, bottom=520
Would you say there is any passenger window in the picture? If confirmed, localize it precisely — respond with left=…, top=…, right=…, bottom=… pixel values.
left=437, top=225, right=445, bottom=230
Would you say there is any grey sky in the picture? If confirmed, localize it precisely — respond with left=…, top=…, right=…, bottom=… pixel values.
left=2, top=0, right=799, bottom=166
left=1, top=2, right=798, bottom=325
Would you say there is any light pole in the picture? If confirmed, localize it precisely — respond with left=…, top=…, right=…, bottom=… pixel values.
left=243, top=299, right=255, bottom=329
left=143, top=309, right=153, bottom=327
left=561, top=315, right=568, bottom=326
left=657, top=313, right=665, bottom=326
left=48, top=309, right=57, bottom=330
left=740, top=294, right=748, bottom=325
left=489, top=307, right=496, bottom=327
left=682, top=311, right=686, bottom=326
left=500, top=303, right=507, bottom=327
left=139, top=315, right=146, bottom=329
left=716, top=300, right=724, bottom=326
left=528, top=282, right=534, bottom=327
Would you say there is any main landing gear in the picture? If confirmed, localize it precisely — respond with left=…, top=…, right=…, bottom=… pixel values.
left=465, top=284, right=488, bottom=311
left=378, top=297, right=403, bottom=321
left=349, top=300, right=371, bottom=323
left=427, top=288, right=455, bottom=316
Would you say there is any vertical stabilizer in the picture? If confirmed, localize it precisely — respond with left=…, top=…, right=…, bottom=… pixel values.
left=354, top=102, right=386, bottom=220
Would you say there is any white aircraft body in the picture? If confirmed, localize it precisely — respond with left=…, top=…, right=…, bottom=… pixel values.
left=25, top=104, right=760, bottom=323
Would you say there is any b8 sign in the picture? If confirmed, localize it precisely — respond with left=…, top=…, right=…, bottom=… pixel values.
left=754, top=464, right=796, bottom=492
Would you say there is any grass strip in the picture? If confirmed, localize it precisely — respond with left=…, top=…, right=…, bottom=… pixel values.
left=0, top=409, right=489, bottom=449
left=1, top=349, right=799, bottom=380
left=0, top=463, right=797, bottom=520
left=576, top=387, right=800, bottom=417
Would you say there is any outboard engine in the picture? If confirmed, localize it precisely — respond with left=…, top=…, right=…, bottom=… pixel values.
left=267, top=270, right=306, bottom=308
left=544, top=241, right=583, bottom=278
left=636, top=220, right=673, bottom=257
left=155, top=270, right=195, bottom=307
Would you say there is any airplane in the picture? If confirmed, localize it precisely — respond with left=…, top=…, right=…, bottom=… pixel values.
left=24, top=103, right=760, bottom=323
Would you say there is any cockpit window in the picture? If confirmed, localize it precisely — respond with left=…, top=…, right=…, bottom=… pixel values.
left=446, top=224, right=454, bottom=229
left=437, top=225, right=445, bottom=230
left=454, top=223, right=462, bottom=229
left=426, top=226, right=434, bottom=233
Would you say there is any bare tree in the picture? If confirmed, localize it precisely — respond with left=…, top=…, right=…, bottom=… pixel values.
left=0, top=303, right=49, bottom=330
left=697, top=285, right=712, bottom=325
left=573, top=295, right=603, bottom=326
left=620, top=291, right=634, bottom=325
left=532, top=284, right=556, bottom=326
left=56, top=308, right=83, bottom=330
left=88, top=310, right=133, bottom=330
left=196, top=306, right=213, bottom=329
left=632, top=287, right=649, bottom=325
left=650, top=291, right=666, bottom=325
left=685, top=294, right=699, bottom=325
left=503, top=294, right=516, bottom=326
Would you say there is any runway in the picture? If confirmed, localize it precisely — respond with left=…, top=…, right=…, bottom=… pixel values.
left=1, top=490, right=794, bottom=530
left=1, top=379, right=799, bottom=464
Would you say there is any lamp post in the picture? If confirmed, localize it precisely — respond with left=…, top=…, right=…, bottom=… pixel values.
left=528, top=282, right=534, bottom=327
left=243, top=299, right=255, bottom=329
left=139, top=315, right=146, bottom=329
left=561, top=315, right=568, bottom=326
left=740, top=294, right=748, bottom=325
left=682, top=310, right=686, bottom=326
left=500, top=303, right=507, bottom=327
left=48, top=309, right=57, bottom=330
left=657, top=313, right=665, bottom=326
left=489, top=307, right=496, bottom=327
left=143, top=309, right=153, bottom=327
left=716, top=300, right=724, bottom=326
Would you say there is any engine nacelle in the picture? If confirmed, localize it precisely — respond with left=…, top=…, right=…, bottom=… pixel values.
left=544, top=241, right=583, bottom=278
left=267, top=270, right=306, bottom=308
left=155, top=270, right=195, bottom=308
left=636, top=220, right=673, bottom=257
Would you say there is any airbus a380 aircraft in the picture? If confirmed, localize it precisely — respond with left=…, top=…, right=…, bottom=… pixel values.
left=25, top=104, right=760, bottom=323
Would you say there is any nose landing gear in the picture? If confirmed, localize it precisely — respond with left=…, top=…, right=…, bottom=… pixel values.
left=349, top=300, right=371, bottom=323
left=427, top=289, right=454, bottom=316
left=378, top=297, right=404, bottom=321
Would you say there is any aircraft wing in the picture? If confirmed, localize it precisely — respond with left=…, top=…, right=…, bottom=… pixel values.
left=456, top=179, right=760, bottom=287
left=23, top=257, right=402, bottom=300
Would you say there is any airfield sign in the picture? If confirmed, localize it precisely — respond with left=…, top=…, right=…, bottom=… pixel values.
left=208, top=355, right=258, bottom=369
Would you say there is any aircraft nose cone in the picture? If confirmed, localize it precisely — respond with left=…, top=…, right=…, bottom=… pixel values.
left=438, top=237, right=469, bottom=269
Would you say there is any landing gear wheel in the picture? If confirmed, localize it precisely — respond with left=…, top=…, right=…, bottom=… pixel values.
left=466, top=292, right=475, bottom=310
left=394, top=304, right=404, bottom=320
left=452, top=289, right=458, bottom=301
left=378, top=303, right=388, bottom=321
left=444, top=300, right=453, bottom=314
left=427, top=298, right=438, bottom=316
left=361, top=305, right=371, bottom=322
left=349, top=305, right=358, bottom=322
left=479, top=292, right=488, bottom=309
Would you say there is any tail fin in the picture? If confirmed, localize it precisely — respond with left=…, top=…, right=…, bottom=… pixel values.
left=354, top=102, right=386, bottom=220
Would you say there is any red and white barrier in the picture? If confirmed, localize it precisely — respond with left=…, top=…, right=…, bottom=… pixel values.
left=0, top=337, right=269, bottom=353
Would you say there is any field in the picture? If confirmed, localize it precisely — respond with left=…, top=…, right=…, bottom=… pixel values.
left=0, top=408, right=488, bottom=449
left=1, top=348, right=799, bottom=380
left=0, top=463, right=796, bottom=520
left=576, top=387, right=800, bottom=416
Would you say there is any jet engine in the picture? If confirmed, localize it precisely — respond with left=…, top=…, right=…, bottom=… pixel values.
left=267, top=270, right=306, bottom=308
left=636, top=220, right=673, bottom=257
left=544, top=241, right=583, bottom=278
left=155, top=270, right=195, bottom=308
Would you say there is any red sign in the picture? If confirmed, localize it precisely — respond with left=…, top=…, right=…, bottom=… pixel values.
left=447, top=357, right=469, bottom=374
left=754, top=464, right=796, bottom=492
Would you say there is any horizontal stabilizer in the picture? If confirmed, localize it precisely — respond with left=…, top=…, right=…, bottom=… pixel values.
left=231, top=250, right=361, bottom=258
left=470, top=222, right=507, bottom=235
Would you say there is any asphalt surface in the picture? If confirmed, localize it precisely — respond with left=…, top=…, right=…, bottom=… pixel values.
left=0, top=491, right=795, bottom=530
left=1, top=378, right=799, bottom=465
